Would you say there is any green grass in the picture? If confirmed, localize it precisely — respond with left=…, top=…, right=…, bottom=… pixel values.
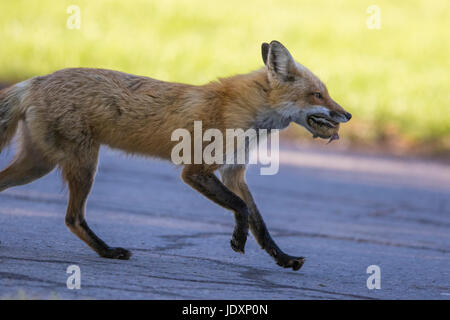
left=0, top=0, right=449, bottom=148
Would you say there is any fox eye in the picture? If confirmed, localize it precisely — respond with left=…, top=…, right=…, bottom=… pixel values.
left=313, top=92, right=323, bottom=100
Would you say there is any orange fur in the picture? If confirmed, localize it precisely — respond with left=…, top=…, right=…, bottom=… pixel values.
left=0, top=41, right=350, bottom=269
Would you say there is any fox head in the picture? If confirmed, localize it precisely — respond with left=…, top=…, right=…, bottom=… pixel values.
left=259, top=40, right=351, bottom=140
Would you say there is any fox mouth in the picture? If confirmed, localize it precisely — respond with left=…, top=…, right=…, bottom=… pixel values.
left=306, top=114, right=340, bottom=142
left=307, top=115, right=339, bottom=129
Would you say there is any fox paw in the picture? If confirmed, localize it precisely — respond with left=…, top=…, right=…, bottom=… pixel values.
left=100, top=247, right=132, bottom=260
left=230, top=229, right=248, bottom=254
left=276, top=254, right=305, bottom=271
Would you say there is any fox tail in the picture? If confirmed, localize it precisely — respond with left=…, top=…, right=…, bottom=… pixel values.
left=0, top=80, right=31, bottom=152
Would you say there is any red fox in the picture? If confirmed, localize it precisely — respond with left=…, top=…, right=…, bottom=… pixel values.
left=0, top=41, right=351, bottom=271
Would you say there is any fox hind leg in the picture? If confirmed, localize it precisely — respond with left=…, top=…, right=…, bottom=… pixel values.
left=62, top=148, right=131, bottom=260
left=0, top=123, right=55, bottom=192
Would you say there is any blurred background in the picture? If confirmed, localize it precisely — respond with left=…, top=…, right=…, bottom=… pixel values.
left=1, top=1, right=450, bottom=299
left=0, top=0, right=449, bottom=158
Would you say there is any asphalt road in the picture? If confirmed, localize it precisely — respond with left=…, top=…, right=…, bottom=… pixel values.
left=0, top=144, right=449, bottom=299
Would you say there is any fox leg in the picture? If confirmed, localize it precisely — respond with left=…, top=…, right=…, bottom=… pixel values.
left=0, top=123, right=55, bottom=192
left=220, top=165, right=305, bottom=271
left=62, top=150, right=131, bottom=260
left=182, top=165, right=249, bottom=253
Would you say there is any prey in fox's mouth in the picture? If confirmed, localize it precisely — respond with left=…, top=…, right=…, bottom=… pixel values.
left=307, top=115, right=340, bottom=143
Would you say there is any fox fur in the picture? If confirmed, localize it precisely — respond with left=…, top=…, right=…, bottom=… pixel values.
left=0, top=41, right=351, bottom=270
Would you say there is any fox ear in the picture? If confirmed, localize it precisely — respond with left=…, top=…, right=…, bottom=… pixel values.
left=261, top=42, right=270, bottom=66
left=266, top=40, right=297, bottom=83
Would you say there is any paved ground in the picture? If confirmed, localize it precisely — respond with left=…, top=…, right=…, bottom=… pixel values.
left=0, top=144, right=449, bottom=299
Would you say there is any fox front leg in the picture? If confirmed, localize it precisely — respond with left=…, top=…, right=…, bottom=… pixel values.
left=220, top=165, right=305, bottom=271
left=182, top=165, right=249, bottom=253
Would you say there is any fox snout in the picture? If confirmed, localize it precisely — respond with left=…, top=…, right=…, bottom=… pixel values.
left=324, top=96, right=352, bottom=123
left=329, top=110, right=352, bottom=123
left=301, top=102, right=352, bottom=141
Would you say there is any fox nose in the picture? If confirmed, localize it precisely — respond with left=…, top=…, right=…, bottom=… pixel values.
left=330, top=110, right=352, bottom=122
